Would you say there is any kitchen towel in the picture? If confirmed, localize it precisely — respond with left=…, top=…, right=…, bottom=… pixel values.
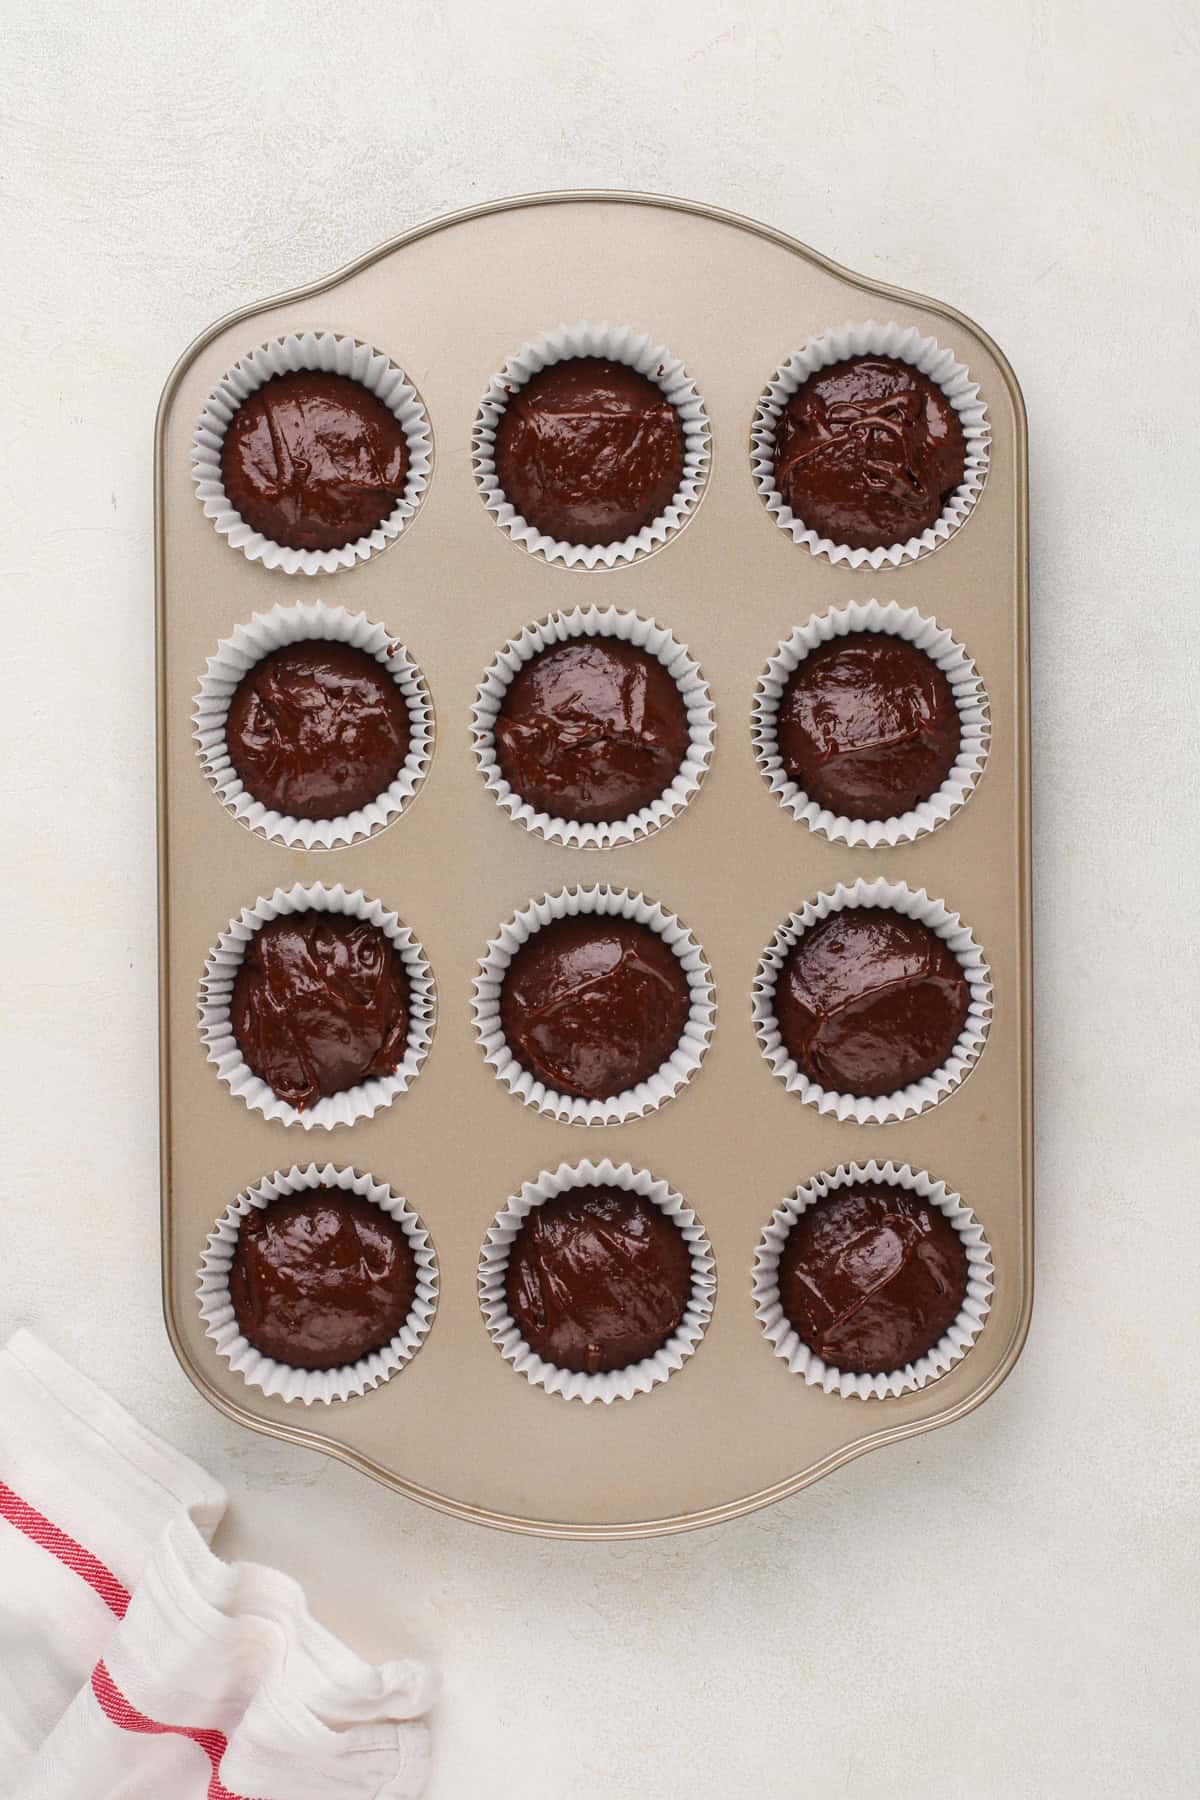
left=0, top=1328, right=432, bottom=1798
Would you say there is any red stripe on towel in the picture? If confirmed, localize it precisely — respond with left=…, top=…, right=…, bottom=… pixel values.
left=0, top=1477, right=130, bottom=1618
left=0, top=1476, right=265, bottom=1800
left=92, top=1661, right=264, bottom=1800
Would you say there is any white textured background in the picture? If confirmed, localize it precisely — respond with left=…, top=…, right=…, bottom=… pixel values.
left=3, top=3, right=1198, bottom=1794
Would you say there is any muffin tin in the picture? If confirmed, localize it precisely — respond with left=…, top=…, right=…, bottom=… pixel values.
left=156, top=191, right=1032, bottom=1538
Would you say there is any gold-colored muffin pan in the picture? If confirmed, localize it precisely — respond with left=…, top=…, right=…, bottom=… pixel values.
left=156, top=192, right=1031, bottom=1537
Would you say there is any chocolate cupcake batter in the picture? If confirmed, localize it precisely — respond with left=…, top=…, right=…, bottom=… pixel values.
left=232, top=914, right=411, bottom=1111
left=230, top=1189, right=417, bottom=1371
left=494, top=357, right=684, bottom=546
left=779, top=1185, right=968, bottom=1374
left=775, top=908, right=969, bottom=1097
left=506, top=1186, right=692, bottom=1374
left=220, top=370, right=409, bottom=551
left=772, top=355, right=966, bottom=550
left=778, top=633, right=961, bottom=819
left=226, top=640, right=411, bottom=820
left=494, top=638, right=689, bottom=823
left=500, top=915, right=691, bottom=1102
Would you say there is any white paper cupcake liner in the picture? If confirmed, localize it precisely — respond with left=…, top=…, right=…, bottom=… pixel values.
left=753, top=877, right=992, bottom=1125
left=191, top=331, right=433, bottom=576
left=753, top=600, right=990, bottom=848
left=752, top=1159, right=993, bottom=1399
left=193, top=601, right=434, bottom=851
left=471, top=607, right=715, bottom=849
left=472, top=886, right=715, bottom=1126
left=751, top=320, right=991, bottom=569
left=198, top=1162, right=438, bottom=1406
left=199, top=883, right=435, bottom=1131
left=472, top=321, right=711, bottom=569
left=478, top=1158, right=716, bottom=1404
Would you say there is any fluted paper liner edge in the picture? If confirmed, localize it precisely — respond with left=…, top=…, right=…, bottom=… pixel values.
left=472, top=320, right=710, bottom=569
left=193, top=600, right=434, bottom=850
left=752, top=599, right=990, bottom=848
left=752, top=877, right=992, bottom=1125
left=198, top=1162, right=438, bottom=1405
left=751, top=319, right=990, bottom=569
left=199, top=883, right=435, bottom=1131
left=478, top=1158, right=715, bottom=1404
left=191, top=329, right=433, bottom=576
left=752, top=1159, right=993, bottom=1399
left=472, top=885, right=715, bottom=1125
left=472, top=606, right=714, bottom=848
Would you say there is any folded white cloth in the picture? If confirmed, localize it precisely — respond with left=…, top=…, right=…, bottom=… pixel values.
left=0, top=1329, right=433, bottom=1799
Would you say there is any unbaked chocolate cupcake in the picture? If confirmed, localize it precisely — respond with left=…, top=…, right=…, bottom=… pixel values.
left=754, top=602, right=989, bottom=847
left=473, top=609, right=714, bottom=848
left=773, top=908, right=969, bottom=1098
left=200, top=886, right=435, bottom=1131
left=194, top=602, right=433, bottom=850
left=778, top=634, right=959, bottom=817
left=221, top=371, right=412, bottom=553
left=198, top=1164, right=437, bottom=1404
left=231, top=913, right=413, bottom=1112
left=754, top=879, right=991, bottom=1124
left=472, top=887, right=714, bottom=1125
left=500, top=915, right=691, bottom=1102
left=752, top=322, right=989, bottom=568
left=192, top=332, right=432, bottom=576
left=506, top=1186, right=692, bottom=1374
left=778, top=1184, right=967, bottom=1373
left=227, top=641, right=410, bottom=815
left=473, top=324, right=710, bottom=568
left=497, top=638, right=686, bottom=820
left=478, top=1159, right=715, bottom=1403
left=753, top=1160, right=993, bottom=1399
left=772, top=357, right=966, bottom=553
left=231, top=1187, right=418, bottom=1370
left=495, top=359, right=684, bottom=547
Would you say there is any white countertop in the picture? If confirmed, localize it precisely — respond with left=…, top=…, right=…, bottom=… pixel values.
left=4, top=3, right=1197, bottom=1794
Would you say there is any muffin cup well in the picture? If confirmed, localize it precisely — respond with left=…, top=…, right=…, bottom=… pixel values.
left=191, top=330, right=433, bottom=576
left=753, top=877, right=992, bottom=1125
left=198, top=1162, right=438, bottom=1406
left=472, top=321, right=711, bottom=570
left=478, top=1158, right=715, bottom=1404
left=193, top=601, right=434, bottom=851
left=472, top=606, right=715, bottom=849
left=751, top=320, right=991, bottom=569
left=199, top=883, right=435, bottom=1131
left=752, top=1159, right=993, bottom=1399
left=753, top=599, right=990, bottom=848
left=472, top=886, right=715, bottom=1126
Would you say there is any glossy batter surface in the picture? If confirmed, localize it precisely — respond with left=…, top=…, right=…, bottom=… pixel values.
left=778, top=632, right=961, bottom=818
left=226, top=640, right=411, bottom=820
left=230, top=1190, right=417, bottom=1371
left=500, top=916, right=691, bottom=1101
left=506, top=1186, right=692, bottom=1374
left=773, top=355, right=966, bottom=549
left=779, top=1185, right=968, bottom=1374
left=494, top=638, right=689, bottom=823
left=220, top=370, right=409, bottom=551
left=494, top=357, right=684, bottom=546
left=775, top=908, right=969, bottom=1097
left=232, top=914, right=410, bottom=1110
